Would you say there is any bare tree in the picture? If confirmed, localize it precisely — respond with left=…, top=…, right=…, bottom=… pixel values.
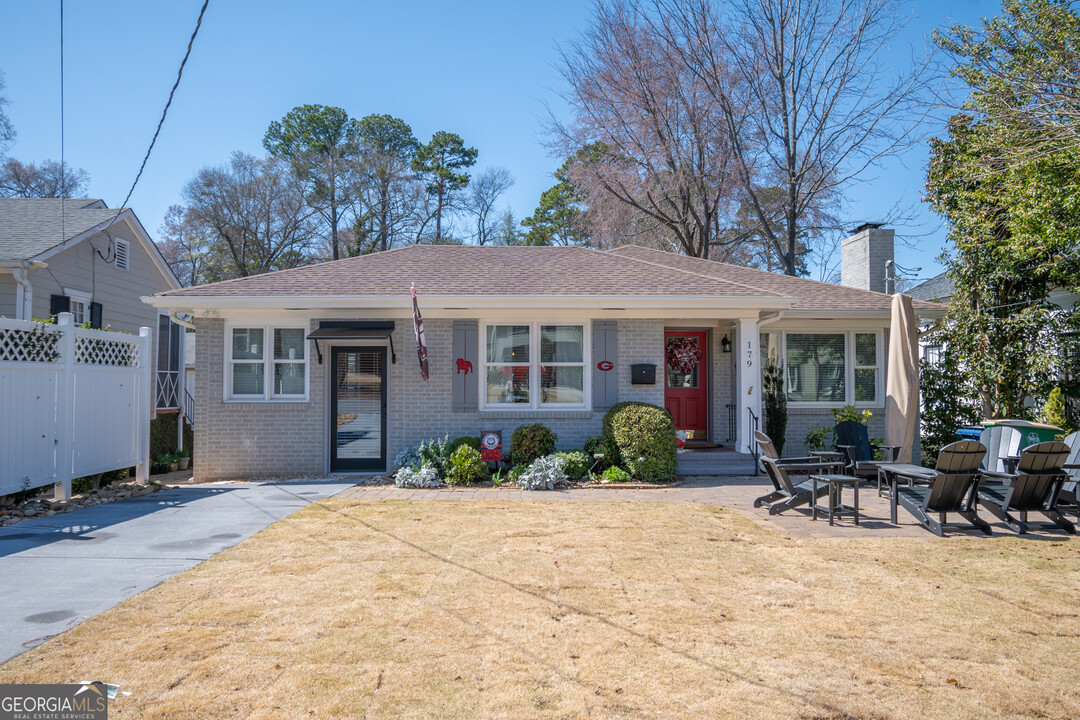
left=354, top=114, right=419, bottom=253
left=552, top=1, right=742, bottom=258
left=465, top=167, right=515, bottom=245
left=180, top=152, right=318, bottom=277
left=665, top=0, right=930, bottom=274
left=0, top=71, right=14, bottom=159
left=158, top=204, right=216, bottom=286
left=0, top=159, right=89, bottom=198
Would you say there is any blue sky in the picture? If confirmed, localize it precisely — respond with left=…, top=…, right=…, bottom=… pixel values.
left=1, top=0, right=1002, bottom=281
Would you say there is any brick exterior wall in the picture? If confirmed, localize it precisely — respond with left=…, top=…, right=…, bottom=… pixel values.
left=193, top=317, right=325, bottom=480
left=195, top=316, right=671, bottom=479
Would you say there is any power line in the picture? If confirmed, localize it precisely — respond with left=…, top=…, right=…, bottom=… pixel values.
left=118, top=0, right=210, bottom=211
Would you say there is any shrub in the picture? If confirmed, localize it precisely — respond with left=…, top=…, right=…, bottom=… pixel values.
left=1042, top=387, right=1073, bottom=434
left=393, top=444, right=422, bottom=470
left=448, top=436, right=482, bottom=456
left=583, top=435, right=615, bottom=471
left=507, top=464, right=529, bottom=484
left=831, top=405, right=873, bottom=425
left=419, top=434, right=452, bottom=474
left=446, top=445, right=489, bottom=486
left=763, top=362, right=787, bottom=454
left=553, top=450, right=590, bottom=479
left=394, top=465, right=443, bottom=488
left=510, top=424, right=557, bottom=466
left=516, top=455, right=567, bottom=491
left=603, top=402, right=677, bottom=482
left=600, top=465, right=632, bottom=483
left=804, top=426, right=832, bottom=451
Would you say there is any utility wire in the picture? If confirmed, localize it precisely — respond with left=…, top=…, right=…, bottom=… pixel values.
left=92, top=0, right=210, bottom=267
left=118, top=0, right=210, bottom=211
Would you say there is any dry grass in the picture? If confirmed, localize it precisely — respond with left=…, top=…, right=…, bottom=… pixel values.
left=2, top=499, right=1079, bottom=719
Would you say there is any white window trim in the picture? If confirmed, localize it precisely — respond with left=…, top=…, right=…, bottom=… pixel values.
left=479, top=321, right=591, bottom=411
left=64, top=287, right=91, bottom=325
left=224, top=323, right=310, bottom=402
left=852, top=331, right=883, bottom=407
left=782, top=329, right=883, bottom=408
left=114, top=239, right=130, bottom=271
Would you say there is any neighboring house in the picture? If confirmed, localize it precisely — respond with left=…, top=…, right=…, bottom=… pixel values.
left=0, top=198, right=190, bottom=427
left=145, top=229, right=944, bottom=480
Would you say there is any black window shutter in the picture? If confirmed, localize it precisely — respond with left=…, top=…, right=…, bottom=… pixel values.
left=89, top=302, right=103, bottom=329
left=50, top=294, right=70, bottom=321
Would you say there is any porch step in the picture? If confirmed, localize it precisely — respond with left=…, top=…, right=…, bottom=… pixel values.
left=677, top=450, right=758, bottom=476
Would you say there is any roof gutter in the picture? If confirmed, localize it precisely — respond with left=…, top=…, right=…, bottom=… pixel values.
left=10, top=260, right=47, bottom=320
left=141, top=293, right=798, bottom=312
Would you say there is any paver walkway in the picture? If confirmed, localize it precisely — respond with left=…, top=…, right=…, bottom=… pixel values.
left=338, top=475, right=1073, bottom=541
left=0, top=480, right=353, bottom=664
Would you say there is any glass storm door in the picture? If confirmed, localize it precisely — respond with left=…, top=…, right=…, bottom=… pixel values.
left=664, top=330, right=709, bottom=439
left=330, top=347, right=387, bottom=472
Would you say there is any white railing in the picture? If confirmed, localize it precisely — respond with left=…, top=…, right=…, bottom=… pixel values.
left=0, top=313, right=151, bottom=499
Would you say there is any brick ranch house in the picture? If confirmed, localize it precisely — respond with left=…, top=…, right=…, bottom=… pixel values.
left=143, top=235, right=943, bottom=480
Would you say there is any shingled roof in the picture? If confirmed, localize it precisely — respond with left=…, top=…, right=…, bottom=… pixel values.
left=155, top=244, right=786, bottom=299
left=608, top=245, right=943, bottom=312
left=0, top=198, right=121, bottom=261
left=151, top=243, right=944, bottom=314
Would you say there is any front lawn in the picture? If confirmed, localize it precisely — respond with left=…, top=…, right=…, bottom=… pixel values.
left=2, top=500, right=1078, bottom=719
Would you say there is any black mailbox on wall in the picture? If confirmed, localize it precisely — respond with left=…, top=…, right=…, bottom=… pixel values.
left=631, top=363, right=656, bottom=385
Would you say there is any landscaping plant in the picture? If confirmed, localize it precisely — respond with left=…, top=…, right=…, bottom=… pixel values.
left=553, top=450, right=590, bottom=480
left=804, top=426, right=832, bottom=452
left=602, top=401, right=677, bottom=482
left=445, top=445, right=489, bottom=486
left=510, top=423, right=557, bottom=466
left=394, top=465, right=443, bottom=489
left=516, top=455, right=567, bottom=491
left=418, top=434, right=452, bottom=474
left=447, top=436, right=482, bottom=456
left=583, top=435, right=614, bottom=470
left=762, top=362, right=787, bottom=453
left=600, top=465, right=632, bottom=483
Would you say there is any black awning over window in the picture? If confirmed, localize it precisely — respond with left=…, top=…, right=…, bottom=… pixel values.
left=307, top=321, right=396, bottom=364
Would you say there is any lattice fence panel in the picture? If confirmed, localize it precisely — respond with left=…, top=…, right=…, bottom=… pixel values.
left=0, top=324, right=61, bottom=363
left=74, top=335, right=141, bottom=366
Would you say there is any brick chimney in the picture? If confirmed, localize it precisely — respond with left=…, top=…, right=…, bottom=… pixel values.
left=841, top=222, right=894, bottom=294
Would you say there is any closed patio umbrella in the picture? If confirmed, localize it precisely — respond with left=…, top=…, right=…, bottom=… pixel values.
left=886, top=293, right=919, bottom=463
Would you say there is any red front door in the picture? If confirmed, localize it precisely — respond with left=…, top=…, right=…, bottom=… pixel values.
left=664, top=331, right=708, bottom=438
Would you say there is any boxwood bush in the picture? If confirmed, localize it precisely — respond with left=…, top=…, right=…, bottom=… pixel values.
left=510, top=423, right=557, bottom=466
left=602, top=401, right=677, bottom=482
left=448, top=436, right=481, bottom=456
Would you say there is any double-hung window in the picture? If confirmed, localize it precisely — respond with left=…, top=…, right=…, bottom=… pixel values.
left=783, top=330, right=881, bottom=405
left=228, top=326, right=308, bottom=400
left=483, top=323, right=587, bottom=409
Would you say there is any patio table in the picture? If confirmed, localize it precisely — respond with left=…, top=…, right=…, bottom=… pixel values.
left=810, top=474, right=861, bottom=526
left=875, top=462, right=935, bottom=499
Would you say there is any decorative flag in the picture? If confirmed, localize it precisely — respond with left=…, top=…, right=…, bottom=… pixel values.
left=411, top=283, right=429, bottom=381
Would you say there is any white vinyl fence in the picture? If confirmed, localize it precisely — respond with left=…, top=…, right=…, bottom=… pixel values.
left=0, top=313, right=151, bottom=499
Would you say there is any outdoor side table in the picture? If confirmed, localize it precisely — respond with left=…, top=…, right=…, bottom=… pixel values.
left=810, top=474, right=861, bottom=526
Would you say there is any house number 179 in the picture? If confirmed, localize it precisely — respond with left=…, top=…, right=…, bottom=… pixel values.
left=746, top=341, right=753, bottom=367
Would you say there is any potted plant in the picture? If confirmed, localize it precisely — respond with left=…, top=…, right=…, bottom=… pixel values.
left=166, top=453, right=179, bottom=473
left=152, top=455, right=170, bottom=474
left=177, top=447, right=191, bottom=471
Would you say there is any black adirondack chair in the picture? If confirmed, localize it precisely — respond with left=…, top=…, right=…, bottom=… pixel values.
left=891, top=440, right=991, bottom=537
left=977, top=441, right=1076, bottom=535
left=753, top=431, right=843, bottom=515
left=834, top=420, right=899, bottom=483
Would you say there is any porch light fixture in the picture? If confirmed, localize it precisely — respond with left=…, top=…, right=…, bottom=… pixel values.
left=721, top=334, right=731, bottom=353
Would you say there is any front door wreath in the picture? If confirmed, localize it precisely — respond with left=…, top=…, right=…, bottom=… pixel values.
left=666, top=337, right=701, bottom=373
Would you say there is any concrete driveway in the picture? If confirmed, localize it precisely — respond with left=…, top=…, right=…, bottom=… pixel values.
left=0, top=480, right=353, bottom=664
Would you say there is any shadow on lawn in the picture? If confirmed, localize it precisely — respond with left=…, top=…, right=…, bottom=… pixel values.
left=314, top=500, right=861, bottom=719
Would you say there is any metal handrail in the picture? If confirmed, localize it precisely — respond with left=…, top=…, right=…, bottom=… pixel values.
left=748, top=407, right=760, bottom=476
left=183, top=388, right=194, bottom=427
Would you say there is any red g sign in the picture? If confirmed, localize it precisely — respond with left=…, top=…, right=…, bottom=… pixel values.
left=596, top=360, right=614, bottom=371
